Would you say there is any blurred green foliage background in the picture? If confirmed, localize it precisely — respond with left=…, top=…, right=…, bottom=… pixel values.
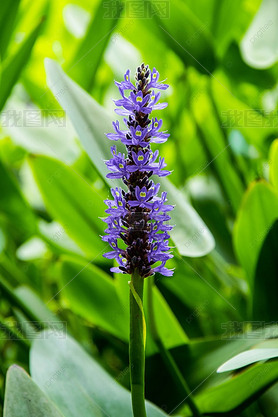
left=1, top=0, right=278, bottom=416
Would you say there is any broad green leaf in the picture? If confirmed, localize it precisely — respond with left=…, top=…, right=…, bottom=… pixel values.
left=160, top=177, right=215, bottom=257
left=183, top=325, right=278, bottom=389
left=0, top=159, right=37, bottom=239
left=193, top=360, right=278, bottom=414
left=0, top=0, right=20, bottom=59
left=29, top=155, right=107, bottom=259
left=30, top=331, right=171, bottom=417
left=67, top=0, right=123, bottom=91
left=4, top=101, right=81, bottom=164
left=45, top=58, right=123, bottom=187
left=45, top=58, right=215, bottom=257
left=233, top=181, right=278, bottom=284
left=240, top=0, right=278, bottom=69
left=0, top=18, right=44, bottom=111
left=38, top=220, right=85, bottom=257
left=60, top=257, right=129, bottom=341
left=4, top=365, right=63, bottom=417
left=217, top=348, right=278, bottom=373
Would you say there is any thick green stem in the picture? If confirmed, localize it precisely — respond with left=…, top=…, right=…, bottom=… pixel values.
left=147, top=277, right=201, bottom=417
left=129, top=270, right=147, bottom=417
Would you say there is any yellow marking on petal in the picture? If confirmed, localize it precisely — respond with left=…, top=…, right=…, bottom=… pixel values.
left=154, top=122, right=158, bottom=127
left=118, top=201, right=123, bottom=206
left=112, top=242, right=116, bottom=247
left=140, top=192, right=146, bottom=198
left=136, top=96, right=143, bottom=102
left=138, top=155, right=144, bottom=161
left=154, top=225, right=158, bottom=230
left=153, top=73, right=157, bottom=78
left=135, top=131, right=142, bottom=136
left=119, top=163, right=124, bottom=169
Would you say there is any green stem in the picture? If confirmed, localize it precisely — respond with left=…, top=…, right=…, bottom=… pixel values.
left=129, top=270, right=147, bottom=417
left=147, top=277, right=201, bottom=417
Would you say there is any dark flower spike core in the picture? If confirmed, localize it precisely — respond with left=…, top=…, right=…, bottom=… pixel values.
left=102, top=64, right=174, bottom=278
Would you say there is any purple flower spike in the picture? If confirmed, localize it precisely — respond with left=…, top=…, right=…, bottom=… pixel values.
left=102, top=63, right=174, bottom=278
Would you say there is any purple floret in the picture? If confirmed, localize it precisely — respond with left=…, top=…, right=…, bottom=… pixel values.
left=102, top=63, right=174, bottom=278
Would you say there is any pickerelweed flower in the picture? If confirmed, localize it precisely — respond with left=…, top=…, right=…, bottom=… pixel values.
left=102, top=64, right=174, bottom=278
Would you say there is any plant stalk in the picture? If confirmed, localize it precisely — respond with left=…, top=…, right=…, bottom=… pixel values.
left=129, top=270, right=147, bottom=417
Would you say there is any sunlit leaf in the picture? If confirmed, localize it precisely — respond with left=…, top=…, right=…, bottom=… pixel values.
left=240, top=0, right=278, bottom=69
left=29, top=155, right=107, bottom=259
left=218, top=348, right=278, bottom=373
left=30, top=331, right=172, bottom=417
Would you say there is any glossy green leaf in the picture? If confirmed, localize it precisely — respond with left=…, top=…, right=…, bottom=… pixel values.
left=193, top=360, right=278, bottom=414
left=0, top=18, right=44, bottom=111
left=45, top=58, right=123, bottom=187
left=29, top=155, right=107, bottom=259
left=38, top=220, right=85, bottom=257
left=60, top=257, right=129, bottom=341
left=45, top=58, right=215, bottom=257
left=67, top=0, right=123, bottom=91
left=30, top=331, right=171, bottom=417
left=4, top=365, right=63, bottom=417
left=233, top=181, right=278, bottom=284
left=4, top=104, right=81, bottom=164
left=217, top=348, right=278, bottom=373
left=240, top=0, right=278, bottom=69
